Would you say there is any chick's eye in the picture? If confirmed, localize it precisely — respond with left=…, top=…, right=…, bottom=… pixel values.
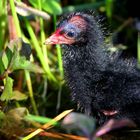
left=66, top=31, right=76, bottom=38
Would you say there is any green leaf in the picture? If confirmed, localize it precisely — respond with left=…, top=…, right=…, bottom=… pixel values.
left=1, top=76, right=14, bottom=101
left=11, top=90, right=28, bottom=101
left=24, top=114, right=58, bottom=125
left=11, top=55, right=43, bottom=73
left=9, top=38, right=31, bottom=58
left=0, top=52, right=5, bottom=75
left=7, top=38, right=43, bottom=73
left=2, top=51, right=9, bottom=69
left=42, top=0, right=62, bottom=15
left=0, top=38, right=43, bottom=78
left=2, top=47, right=13, bottom=69
left=29, top=0, right=62, bottom=15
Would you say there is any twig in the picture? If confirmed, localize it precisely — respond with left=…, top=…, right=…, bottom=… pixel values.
left=22, top=109, right=73, bottom=140
left=39, top=131, right=88, bottom=140
left=14, top=0, right=50, bottom=20
left=115, top=17, right=133, bottom=33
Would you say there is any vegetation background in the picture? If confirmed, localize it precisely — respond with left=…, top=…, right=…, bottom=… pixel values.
left=0, top=0, right=140, bottom=139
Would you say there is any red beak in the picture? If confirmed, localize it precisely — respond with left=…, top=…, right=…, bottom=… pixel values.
left=44, top=29, right=69, bottom=45
left=44, top=30, right=75, bottom=45
left=44, top=33, right=60, bottom=45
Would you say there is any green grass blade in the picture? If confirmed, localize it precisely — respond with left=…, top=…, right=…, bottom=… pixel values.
left=9, top=0, right=21, bottom=37
left=24, top=114, right=58, bottom=125
left=24, top=19, right=56, bottom=82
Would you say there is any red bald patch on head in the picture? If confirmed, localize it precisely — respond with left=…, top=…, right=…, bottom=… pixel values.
left=68, top=16, right=87, bottom=30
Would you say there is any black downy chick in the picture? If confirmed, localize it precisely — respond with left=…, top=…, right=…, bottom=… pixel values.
left=45, top=12, right=140, bottom=126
